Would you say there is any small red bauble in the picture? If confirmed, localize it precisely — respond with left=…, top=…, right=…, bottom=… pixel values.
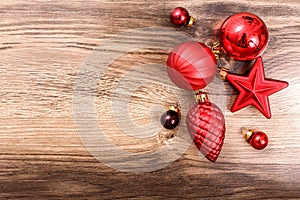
left=242, top=128, right=268, bottom=150
left=220, top=12, right=269, bottom=61
left=166, top=41, right=217, bottom=90
left=186, top=93, right=225, bottom=162
left=170, top=7, right=193, bottom=26
left=249, top=131, right=268, bottom=150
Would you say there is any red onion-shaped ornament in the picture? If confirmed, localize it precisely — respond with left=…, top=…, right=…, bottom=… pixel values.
left=186, top=93, right=225, bottom=162
left=220, top=12, right=269, bottom=61
left=166, top=41, right=217, bottom=90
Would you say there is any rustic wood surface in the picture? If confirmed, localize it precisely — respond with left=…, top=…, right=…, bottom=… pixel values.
left=1, top=0, right=300, bottom=199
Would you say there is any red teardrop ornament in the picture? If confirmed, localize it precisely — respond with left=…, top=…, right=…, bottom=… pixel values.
left=186, top=101, right=226, bottom=162
left=220, top=12, right=269, bottom=61
left=166, top=41, right=217, bottom=90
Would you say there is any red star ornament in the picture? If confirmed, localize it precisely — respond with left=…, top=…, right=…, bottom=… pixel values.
left=226, top=57, right=288, bottom=119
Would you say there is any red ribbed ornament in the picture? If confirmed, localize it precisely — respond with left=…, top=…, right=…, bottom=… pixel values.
left=166, top=41, right=217, bottom=90
left=220, top=12, right=269, bottom=61
left=186, top=98, right=226, bottom=162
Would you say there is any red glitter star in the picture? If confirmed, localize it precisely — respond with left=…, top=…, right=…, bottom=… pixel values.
left=226, top=57, right=288, bottom=119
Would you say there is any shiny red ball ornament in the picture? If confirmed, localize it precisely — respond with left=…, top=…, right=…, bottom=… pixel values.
left=186, top=93, right=225, bottom=162
left=249, top=131, right=268, bottom=150
left=166, top=41, right=217, bottom=90
left=170, top=7, right=194, bottom=27
left=243, top=129, right=268, bottom=150
left=220, top=12, right=269, bottom=61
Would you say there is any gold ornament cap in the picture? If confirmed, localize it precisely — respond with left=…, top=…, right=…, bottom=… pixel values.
left=187, top=16, right=195, bottom=27
left=168, top=105, right=180, bottom=115
left=219, top=67, right=229, bottom=81
left=194, top=90, right=209, bottom=103
left=240, top=127, right=254, bottom=142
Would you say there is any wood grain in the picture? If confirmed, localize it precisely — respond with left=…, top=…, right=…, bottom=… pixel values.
left=0, top=0, right=300, bottom=199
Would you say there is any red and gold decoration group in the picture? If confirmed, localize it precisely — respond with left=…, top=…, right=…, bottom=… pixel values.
left=160, top=7, right=288, bottom=162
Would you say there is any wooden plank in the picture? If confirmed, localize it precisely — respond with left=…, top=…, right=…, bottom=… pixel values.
left=0, top=0, right=299, bottom=199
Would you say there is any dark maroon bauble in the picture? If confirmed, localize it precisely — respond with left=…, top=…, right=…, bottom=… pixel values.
left=220, top=12, right=269, bottom=61
left=170, top=7, right=190, bottom=26
left=249, top=131, right=268, bottom=150
left=161, top=110, right=180, bottom=129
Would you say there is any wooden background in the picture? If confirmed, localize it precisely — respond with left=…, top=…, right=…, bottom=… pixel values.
left=1, top=0, right=300, bottom=199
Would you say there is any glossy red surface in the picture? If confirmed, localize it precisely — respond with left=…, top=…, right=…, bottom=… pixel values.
left=226, top=57, right=288, bottom=119
left=220, top=12, right=269, bottom=61
left=166, top=41, right=217, bottom=90
left=170, top=7, right=190, bottom=26
left=186, top=101, right=225, bottom=162
left=160, top=110, right=179, bottom=129
left=249, top=131, right=268, bottom=150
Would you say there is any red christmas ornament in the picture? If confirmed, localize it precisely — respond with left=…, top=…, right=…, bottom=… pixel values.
left=242, top=128, right=268, bottom=150
left=161, top=106, right=180, bottom=130
left=170, top=7, right=194, bottom=27
left=220, top=12, right=269, bottom=61
left=186, top=92, right=225, bottom=162
left=166, top=41, right=217, bottom=90
left=249, top=131, right=268, bottom=150
left=224, top=57, right=288, bottom=119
